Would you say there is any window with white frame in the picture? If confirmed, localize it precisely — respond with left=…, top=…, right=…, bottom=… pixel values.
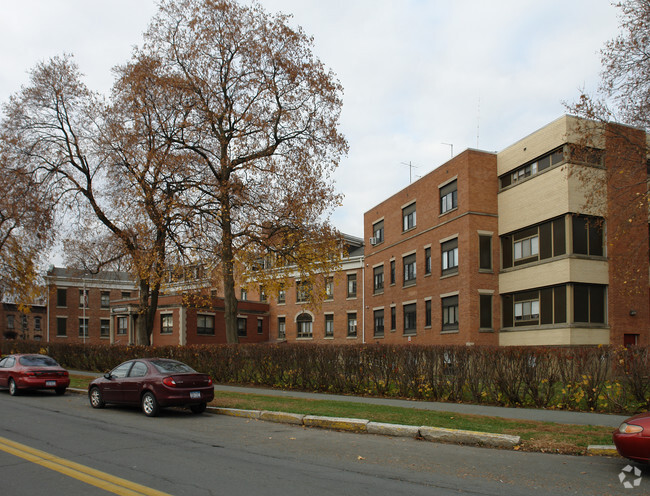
left=116, top=316, right=127, bottom=335
left=441, top=238, right=459, bottom=275
left=373, top=265, right=384, bottom=293
left=325, top=314, right=334, bottom=337
left=161, top=314, right=173, bottom=334
left=347, top=313, right=357, bottom=337
left=514, top=235, right=539, bottom=261
left=514, top=298, right=539, bottom=323
left=78, top=318, right=89, bottom=338
left=402, top=203, right=416, bottom=231
left=403, top=253, right=416, bottom=285
left=440, top=180, right=458, bottom=214
left=442, top=296, right=459, bottom=331
left=100, top=291, right=110, bottom=309
left=297, top=313, right=313, bottom=338
left=278, top=317, right=286, bottom=339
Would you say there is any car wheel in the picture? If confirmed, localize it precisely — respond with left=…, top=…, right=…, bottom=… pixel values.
left=89, top=387, right=105, bottom=408
left=190, top=402, right=207, bottom=414
left=142, top=391, right=159, bottom=417
left=55, top=387, right=66, bottom=396
left=8, top=378, right=18, bottom=396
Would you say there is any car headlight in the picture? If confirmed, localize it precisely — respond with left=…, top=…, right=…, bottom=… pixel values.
left=619, top=422, right=644, bottom=434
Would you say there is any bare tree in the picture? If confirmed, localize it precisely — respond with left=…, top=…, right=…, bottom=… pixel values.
left=139, top=0, right=348, bottom=342
left=1, top=55, right=194, bottom=344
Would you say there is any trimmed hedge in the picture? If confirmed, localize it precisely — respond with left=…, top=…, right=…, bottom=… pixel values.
left=3, top=340, right=649, bottom=413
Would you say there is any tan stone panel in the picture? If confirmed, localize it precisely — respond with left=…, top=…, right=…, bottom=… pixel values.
left=499, top=258, right=609, bottom=294
left=499, top=327, right=610, bottom=346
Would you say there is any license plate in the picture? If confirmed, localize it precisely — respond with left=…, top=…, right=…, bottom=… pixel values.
left=46, top=381, right=56, bottom=387
left=190, top=391, right=201, bottom=399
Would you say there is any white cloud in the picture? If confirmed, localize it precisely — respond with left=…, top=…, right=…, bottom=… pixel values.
left=0, top=0, right=621, bottom=237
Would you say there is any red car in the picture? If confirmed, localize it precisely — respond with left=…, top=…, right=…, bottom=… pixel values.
left=88, top=358, right=214, bottom=417
left=613, top=412, right=650, bottom=463
left=0, top=354, right=70, bottom=396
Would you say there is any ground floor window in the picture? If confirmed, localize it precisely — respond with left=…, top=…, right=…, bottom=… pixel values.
left=56, top=317, right=67, bottom=337
left=479, top=294, right=493, bottom=329
left=161, top=314, right=173, bottom=334
left=78, top=318, right=89, bottom=338
left=197, top=314, right=215, bottom=335
left=442, top=296, right=458, bottom=331
left=100, top=319, right=110, bottom=338
left=347, top=313, right=357, bottom=337
left=374, top=309, right=384, bottom=337
left=403, top=303, right=416, bottom=335
left=325, top=314, right=334, bottom=337
left=297, top=313, right=313, bottom=338
left=278, top=317, right=286, bottom=339
left=237, top=317, right=247, bottom=337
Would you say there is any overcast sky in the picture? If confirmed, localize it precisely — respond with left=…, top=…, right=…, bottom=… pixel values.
left=0, top=0, right=621, bottom=239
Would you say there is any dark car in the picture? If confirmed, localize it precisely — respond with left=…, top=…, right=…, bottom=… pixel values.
left=88, top=358, right=214, bottom=417
left=613, top=412, right=650, bottom=463
left=0, top=354, right=70, bottom=396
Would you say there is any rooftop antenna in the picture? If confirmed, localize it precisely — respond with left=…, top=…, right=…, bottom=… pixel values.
left=400, top=161, right=420, bottom=184
left=476, top=96, right=480, bottom=148
left=441, top=143, right=453, bottom=158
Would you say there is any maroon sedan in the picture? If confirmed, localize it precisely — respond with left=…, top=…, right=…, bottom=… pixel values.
left=88, top=358, right=214, bottom=417
left=0, top=354, right=70, bottom=396
left=613, top=412, right=650, bottom=463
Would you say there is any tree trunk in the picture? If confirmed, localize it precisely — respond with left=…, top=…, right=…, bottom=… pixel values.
left=136, top=279, right=151, bottom=345
left=221, top=201, right=239, bottom=343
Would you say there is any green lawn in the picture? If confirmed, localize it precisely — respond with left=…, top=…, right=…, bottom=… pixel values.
left=70, top=374, right=615, bottom=455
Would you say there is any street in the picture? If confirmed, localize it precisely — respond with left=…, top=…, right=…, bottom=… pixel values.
left=0, top=390, right=646, bottom=496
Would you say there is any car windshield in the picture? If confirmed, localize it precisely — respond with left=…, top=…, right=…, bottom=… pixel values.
left=19, top=355, right=59, bottom=367
left=150, top=360, right=196, bottom=374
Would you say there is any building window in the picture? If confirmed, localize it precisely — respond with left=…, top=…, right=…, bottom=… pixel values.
left=502, top=286, right=566, bottom=328
left=403, top=253, right=416, bottom=285
left=240, top=289, right=248, bottom=301
left=372, top=220, right=384, bottom=244
left=257, top=318, right=264, bottom=335
left=442, top=296, right=459, bottom=331
left=500, top=147, right=565, bottom=189
left=402, top=202, right=416, bottom=231
left=78, top=318, right=89, bottom=338
left=515, top=299, right=539, bottom=323
left=425, top=299, right=432, bottom=327
left=390, top=260, right=395, bottom=285
left=161, top=314, right=173, bottom=334
left=325, top=314, right=334, bottom=337
left=100, top=291, right=110, bottom=309
left=6, top=314, right=14, bottom=329
left=441, top=238, right=459, bottom=276
left=259, top=285, right=267, bottom=302
left=100, top=319, right=110, bottom=338
left=390, top=306, right=396, bottom=331
left=347, top=313, right=357, bottom=337
left=121, top=291, right=131, bottom=299
left=34, top=316, right=41, bottom=331
left=117, top=316, right=127, bottom=335
left=278, top=288, right=286, bottom=304
left=374, top=309, right=384, bottom=338
left=325, top=277, right=334, bottom=300
left=347, top=274, right=357, bottom=298
left=296, top=281, right=310, bottom=303
left=425, top=247, right=431, bottom=275
left=502, top=217, right=566, bottom=269
left=56, top=288, right=67, bottom=307
left=197, top=314, right=215, bottom=335
left=479, top=235, right=492, bottom=271
left=21, top=315, right=27, bottom=332
left=574, top=284, right=606, bottom=324
left=278, top=317, right=286, bottom=339
left=440, top=180, right=458, bottom=214
left=479, top=294, right=492, bottom=329
left=573, top=216, right=604, bottom=256
left=56, top=317, right=67, bottom=337
left=296, top=313, right=313, bottom=338
left=237, top=317, right=247, bottom=337
left=79, top=289, right=89, bottom=308
left=403, top=303, right=416, bottom=335
left=373, top=265, right=384, bottom=293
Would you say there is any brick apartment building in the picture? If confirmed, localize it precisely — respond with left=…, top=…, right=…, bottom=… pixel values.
left=28, top=116, right=650, bottom=348
left=0, top=302, right=47, bottom=343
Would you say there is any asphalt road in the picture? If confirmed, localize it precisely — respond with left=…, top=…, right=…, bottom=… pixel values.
left=0, top=390, right=646, bottom=496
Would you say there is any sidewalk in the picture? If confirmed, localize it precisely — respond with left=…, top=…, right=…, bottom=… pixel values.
left=71, top=370, right=628, bottom=427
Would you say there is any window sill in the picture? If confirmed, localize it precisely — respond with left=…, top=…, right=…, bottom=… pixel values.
left=56, top=335, right=67, bottom=338
left=441, top=329, right=459, bottom=334
left=277, top=302, right=286, bottom=306
left=403, top=331, right=417, bottom=337
left=347, top=335, right=358, bottom=339
left=403, top=281, right=416, bottom=288
left=296, top=337, right=313, bottom=341
left=346, top=296, right=357, bottom=300
left=439, top=206, right=458, bottom=217
left=478, top=269, right=493, bottom=274
left=402, top=226, right=416, bottom=234
left=479, top=328, right=495, bottom=333
left=440, top=272, right=458, bottom=280
left=324, top=335, right=334, bottom=339
left=373, top=290, right=384, bottom=296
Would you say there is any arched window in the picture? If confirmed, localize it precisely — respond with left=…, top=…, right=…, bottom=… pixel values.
left=296, top=313, right=313, bottom=339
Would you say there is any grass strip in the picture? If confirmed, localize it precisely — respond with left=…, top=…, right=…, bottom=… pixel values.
left=69, top=374, right=613, bottom=455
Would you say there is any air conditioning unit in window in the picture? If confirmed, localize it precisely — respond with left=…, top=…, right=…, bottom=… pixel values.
left=369, top=237, right=377, bottom=246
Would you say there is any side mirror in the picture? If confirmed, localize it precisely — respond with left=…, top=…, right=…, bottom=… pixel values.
left=104, top=372, right=112, bottom=380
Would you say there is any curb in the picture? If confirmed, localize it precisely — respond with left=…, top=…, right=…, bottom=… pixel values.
left=587, top=445, right=619, bottom=456
left=419, top=426, right=520, bottom=448
left=303, top=415, right=369, bottom=433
